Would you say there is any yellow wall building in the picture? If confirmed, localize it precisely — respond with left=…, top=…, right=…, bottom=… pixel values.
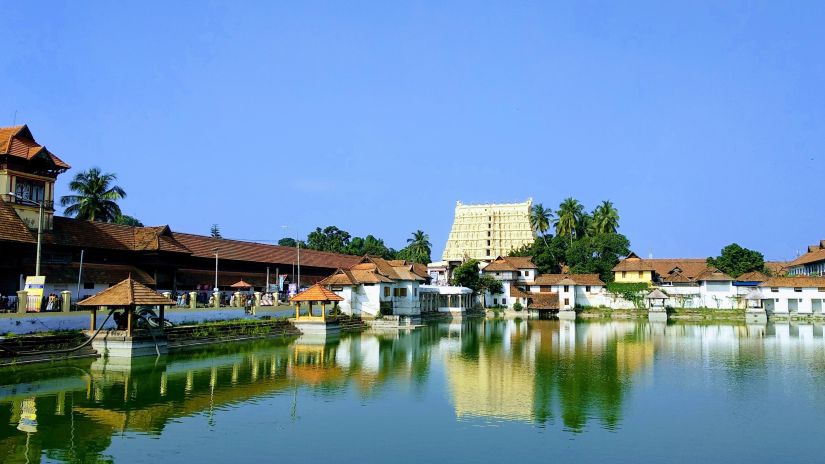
left=442, top=199, right=535, bottom=261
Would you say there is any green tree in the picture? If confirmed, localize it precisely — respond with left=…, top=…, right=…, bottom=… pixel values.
left=566, top=232, right=631, bottom=282
left=114, top=214, right=143, bottom=227
left=306, top=226, right=352, bottom=253
left=60, top=167, right=126, bottom=222
left=479, top=273, right=503, bottom=295
left=403, top=230, right=432, bottom=264
left=591, top=200, right=620, bottom=235
left=451, top=259, right=481, bottom=292
left=509, top=234, right=567, bottom=275
left=554, top=197, right=585, bottom=244
left=346, top=235, right=395, bottom=259
left=707, top=243, right=766, bottom=278
left=530, top=203, right=553, bottom=246
left=278, top=237, right=298, bottom=247
left=210, top=224, right=222, bottom=239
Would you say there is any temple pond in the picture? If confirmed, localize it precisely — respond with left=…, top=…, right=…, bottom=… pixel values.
left=2, top=318, right=824, bottom=463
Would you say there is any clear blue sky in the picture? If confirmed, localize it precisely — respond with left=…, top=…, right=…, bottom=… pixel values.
left=2, top=1, right=823, bottom=261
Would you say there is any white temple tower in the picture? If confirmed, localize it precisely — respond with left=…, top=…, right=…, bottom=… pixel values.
left=442, top=199, right=535, bottom=262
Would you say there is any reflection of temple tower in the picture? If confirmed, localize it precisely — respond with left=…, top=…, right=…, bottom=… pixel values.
left=442, top=199, right=535, bottom=261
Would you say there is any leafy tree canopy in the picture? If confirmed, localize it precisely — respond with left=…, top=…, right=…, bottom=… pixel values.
left=451, top=259, right=481, bottom=292
left=479, top=274, right=503, bottom=295
left=707, top=243, right=766, bottom=278
left=306, top=226, right=352, bottom=253
left=114, top=214, right=143, bottom=227
left=60, top=167, right=126, bottom=222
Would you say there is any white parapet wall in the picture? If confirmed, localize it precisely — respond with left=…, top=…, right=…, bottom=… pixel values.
left=0, top=307, right=292, bottom=335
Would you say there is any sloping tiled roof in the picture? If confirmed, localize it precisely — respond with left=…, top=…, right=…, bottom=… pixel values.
left=532, top=273, right=604, bottom=286
left=526, top=292, right=559, bottom=310
left=736, top=271, right=768, bottom=282
left=0, top=125, right=70, bottom=169
left=171, top=232, right=361, bottom=269
left=510, top=285, right=529, bottom=298
left=290, top=284, right=344, bottom=302
left=788, top=247, right=825, bottom=267
left=613, top=256, right=709, bottom=280
left=693, top=268, right=733, bottom=282
left=0, top=199, right=35, bottom=243
left=78, top=278, right=175, bottom=306
left=484, top=256, right=537, bottom=272
left=760, top=276, right=825, bottom=288
left=765, top=261, right=789, bottom=276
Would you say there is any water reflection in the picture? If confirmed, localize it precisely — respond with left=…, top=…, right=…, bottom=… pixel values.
left=3, top=319, right=825, bottom=462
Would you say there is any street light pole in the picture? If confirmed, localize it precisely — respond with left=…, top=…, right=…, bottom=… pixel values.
left=10, top=192, right=44, bottom=277
left=214, top=250, right=219, bottom=291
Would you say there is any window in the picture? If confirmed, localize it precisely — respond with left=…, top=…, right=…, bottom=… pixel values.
left=393, top=288, right=408, bottom=297
left=384, top=287, right=391, bottom=297
left=488, top=216, right=491, bottom=221
left=794, top=288, right=802, bottom=293
left=564, top=298, right=570, bottom=306
left=487, top=240, right=491, bottom=246
left=495, top=272, right=500, bottom=276
left=493, top=298, right=498, bottom=305
left=564, top=285, right=569, bottom=292
left=487, top=231, right=491, bottom=237
left=771, top=288, right=778, bottom=293
left=84, top=282, right=95, bottom=290
left=622, top=271, right=627, bottom=278
left=501, top=298, right=506, bottom=305
left=585, top=286, right=591, bottom=292
left=525, top=271, right=530, bottom=277
left=638, top=271, right=643, bottom=278
left=332, top=286, right=343, bottom=291
left=819, top=288, right=825, bottom=292
left=486, top=249, right=490, bottom=256
left=14, top=178, right=45, bottom=203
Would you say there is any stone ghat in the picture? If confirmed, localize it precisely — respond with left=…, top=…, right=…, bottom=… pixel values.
left=0, top=332, right=98, bottom=366
left=166, top=320, right=301, bottom=349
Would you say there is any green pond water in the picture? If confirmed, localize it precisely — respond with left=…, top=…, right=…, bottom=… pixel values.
left=1, top=318, right=824, bottom=463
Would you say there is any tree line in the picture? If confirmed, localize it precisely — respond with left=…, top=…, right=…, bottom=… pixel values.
left=278, top=227, right=433, bottom=264
left=509, top=198, right=630, bottom=283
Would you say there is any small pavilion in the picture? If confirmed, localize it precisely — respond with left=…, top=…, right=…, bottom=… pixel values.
left=289, top=284, right=343, bottom=336
left=290, top=284, right=343, bottom=321
left=78, top=277, right=175, bottom=339
left=646, top=289, right=669, bottom=309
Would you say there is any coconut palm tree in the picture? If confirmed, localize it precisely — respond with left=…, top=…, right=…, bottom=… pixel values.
left=554, top=197, right=585, bottom=244
left=60, top=167, right=126, bottom=222
left=406, top=230, right=432, bottom=263
left=530, top=203, right=553, bottom=246
left=591, top=200, right=620, bottom=235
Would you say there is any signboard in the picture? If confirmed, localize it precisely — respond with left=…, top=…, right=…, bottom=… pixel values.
left=288, top=283, right=298, bottom=298
left=24, top=276, right=45, bottom=312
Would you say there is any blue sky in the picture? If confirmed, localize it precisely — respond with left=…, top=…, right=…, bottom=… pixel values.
left=2, top=1, right=823, bottom=261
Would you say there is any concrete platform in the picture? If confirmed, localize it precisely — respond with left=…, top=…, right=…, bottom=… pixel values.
left=648, top=308, right=668, bottom=322
left=87, top=330, right=168, bottom=358
left=745, top=308, right=768, bottom=324
left=289, top=318, right=341, bottom=336
left=558, top=310, right=577, bottom=320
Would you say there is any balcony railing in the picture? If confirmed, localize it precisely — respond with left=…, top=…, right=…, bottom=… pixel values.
left=1, top=194, right=54, bottom=210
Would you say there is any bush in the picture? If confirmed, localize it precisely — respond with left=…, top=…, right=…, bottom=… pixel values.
left=512, top=301, right=523, bottom=312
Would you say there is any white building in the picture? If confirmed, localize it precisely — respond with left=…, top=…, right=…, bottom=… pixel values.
left=319, top=256, right=428, bottom=318
left=419, top=285, right=474, bottom=316
left=757, top=276, right=825, bottom=315
left=481, top=256, right=606, bottom=311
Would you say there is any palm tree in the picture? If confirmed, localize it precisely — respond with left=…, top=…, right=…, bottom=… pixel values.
left=60, top=167, right=126, bottom=222
left=591, top=200, right=620, bottom=235
left=406, top=230, right=432, bottom=263
left=530, top=203, right=553, bottom=247
left=554, top=197, right=584, bottom=244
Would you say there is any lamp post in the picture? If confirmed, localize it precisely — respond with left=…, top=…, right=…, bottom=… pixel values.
left=282, top=226, right=300, bottom=289
left=213, top=248, right=219, bottom=292
left=9, top=192, right=44, bottom=277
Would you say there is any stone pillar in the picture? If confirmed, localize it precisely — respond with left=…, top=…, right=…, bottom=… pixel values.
left=162, top=291, right=172, bottom=299
left=60, top=290, right=72, bottom=312
left=233, top=291, right=242, bottom=307
left=16, top=290, right=27, bottom=313
left=213, top=291, right=221, bottom=308
left=254, top=291, right=262, bottom=307
left=189, top=291, right=198, bottom=309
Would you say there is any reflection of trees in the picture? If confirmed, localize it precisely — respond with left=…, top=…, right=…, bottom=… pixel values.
left=446, top=319, right=651, bottom=431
